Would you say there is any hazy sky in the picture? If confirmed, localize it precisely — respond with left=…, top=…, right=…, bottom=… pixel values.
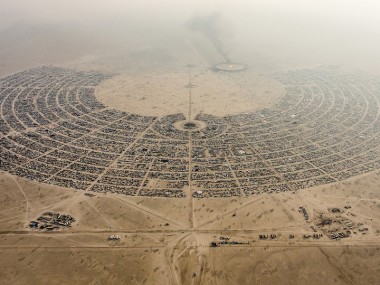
left=1, top=0, right=380, bottom=25
left=1, top=0, right=380, bottom=71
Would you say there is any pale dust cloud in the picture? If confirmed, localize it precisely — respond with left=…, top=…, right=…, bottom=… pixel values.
left=0, top=0, right=380, bottom=73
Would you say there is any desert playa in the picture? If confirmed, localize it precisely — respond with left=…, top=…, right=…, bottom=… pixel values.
left=1, top=1, right=380, bottom=284
left=0, top=170, right=379, bottom=284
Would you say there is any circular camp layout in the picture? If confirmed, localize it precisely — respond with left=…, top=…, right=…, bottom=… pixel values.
left=1, top=66, right=380, bottom=198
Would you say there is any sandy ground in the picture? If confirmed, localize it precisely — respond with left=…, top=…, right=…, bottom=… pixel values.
left=0, top=170, right=379, bottom=285
left=0, top=27, right=379, bottom=285
left=95, top=66, right=284, bottom=117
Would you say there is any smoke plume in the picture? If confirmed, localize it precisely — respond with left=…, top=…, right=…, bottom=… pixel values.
left=186, top=13, right=232, bottom=62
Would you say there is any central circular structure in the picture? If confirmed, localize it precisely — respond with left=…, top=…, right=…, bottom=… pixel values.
left=183, top=122, right=197, bottom=129
left=213, top=62, right=247, bottom=72
left=173, top=120, right=206, bottom=132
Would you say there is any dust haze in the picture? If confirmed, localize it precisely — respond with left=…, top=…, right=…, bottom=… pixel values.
left=1, top=0, right=380, bottom=75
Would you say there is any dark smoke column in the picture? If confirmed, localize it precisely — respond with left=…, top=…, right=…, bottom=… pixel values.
left=186, top=12, right=231, bottom=62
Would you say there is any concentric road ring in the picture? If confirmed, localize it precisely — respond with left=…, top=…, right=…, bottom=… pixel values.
left=1, top=66, right=380, bottom=198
